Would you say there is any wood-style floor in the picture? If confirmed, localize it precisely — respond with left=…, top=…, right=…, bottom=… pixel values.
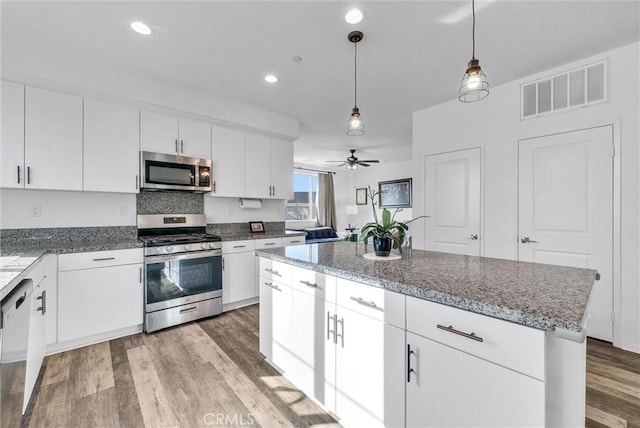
left=22, top=305, right=640, bottom=427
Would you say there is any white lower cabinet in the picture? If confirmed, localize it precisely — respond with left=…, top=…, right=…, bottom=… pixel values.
left=57, top=249, right=143, bottom=346
left=222, top=240, right=257, bottom=310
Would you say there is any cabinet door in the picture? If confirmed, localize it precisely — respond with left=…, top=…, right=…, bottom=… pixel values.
left=270, top=138, right=293, bottom=199
left=25, top=87, right=83, bottom=190
left=178, top=118, right=211, bottom=158
left=140, top=110, right=179, bottom=155
left=83, top=99, right=140, bottom=193
left=244, top=133, right=272, bottom=198
left=406, top=332, right=545, bottom=427
left=335, top=308, right=405, bottom=428
left=58, top=263, right=143, bottom=343
left=1, top=80, right=25, bottom=188
left=25, top=272, right=47, bottom=412
left=270, top=280, right=292, bottom=373
left=222, top=251, right=257, bottom=305
left=211, top=125, right=245, bottom=197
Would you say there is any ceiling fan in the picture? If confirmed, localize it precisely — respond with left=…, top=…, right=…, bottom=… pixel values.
left=327, top=149, right=380, bottom=170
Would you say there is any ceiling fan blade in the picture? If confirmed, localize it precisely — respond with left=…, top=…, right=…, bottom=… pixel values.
left=359, top=160, right=380, bottom=163
left=326, top=160, right=346, bottom=163
left=336, top=162, right=348, bottom=167
left=357, top=162, right=371, bottom=167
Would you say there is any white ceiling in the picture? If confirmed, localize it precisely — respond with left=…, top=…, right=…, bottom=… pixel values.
left=2, top=1, right=639, bottom=167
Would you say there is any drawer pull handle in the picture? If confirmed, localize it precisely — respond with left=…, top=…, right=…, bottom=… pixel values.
left=437, top=324, right=484, bottom=342
left=300, top=280, right=319, bottom=288
left=327, top=311, right=336, bottom=342
left=37, top=290, right=47, bottom=315
left=264, top=242, right=276, bottom=246
left=350, top=296, right=383, bottom=312
left=264, top=281, right=281, bottom=292
left=290, top=240, right=301, bottom=243
left=233, top=245, right=246, bottom=248
left=264, top=268, right=281, bottom=276
left=92, top=257, right=116, bottom=262
left=407, top=344, right=416, bottom=383
left=180, top=306, right=197, bottom=314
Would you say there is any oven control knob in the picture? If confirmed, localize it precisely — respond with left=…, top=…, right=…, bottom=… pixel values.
left=166, top=246, right=173, bottom=253
left=201, top=243, right=209, bottom=250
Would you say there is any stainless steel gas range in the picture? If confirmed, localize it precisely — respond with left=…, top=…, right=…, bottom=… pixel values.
left=138, top=214, right=222, bottom=332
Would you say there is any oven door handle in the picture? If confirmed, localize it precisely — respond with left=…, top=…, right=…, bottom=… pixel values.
left=145, top=249, right=222, bottom=263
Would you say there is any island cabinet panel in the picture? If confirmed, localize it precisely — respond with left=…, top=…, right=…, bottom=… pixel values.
left=406, top=331, right=545, bottom=427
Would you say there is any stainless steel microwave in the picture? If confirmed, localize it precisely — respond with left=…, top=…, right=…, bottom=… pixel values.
left=140, top=151, right=212, bottom=193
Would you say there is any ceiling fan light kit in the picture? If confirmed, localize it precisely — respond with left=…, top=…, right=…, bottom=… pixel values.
left=459, top=0, right=489, bottom=102
left=347, top=30, right=366, bottom=136
left=327, top=149, right=380, bottom=170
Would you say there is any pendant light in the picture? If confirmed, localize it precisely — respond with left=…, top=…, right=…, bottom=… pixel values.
left=459, top=0, right=489, bottom=102
left=347, top=31, right=365, bottom=136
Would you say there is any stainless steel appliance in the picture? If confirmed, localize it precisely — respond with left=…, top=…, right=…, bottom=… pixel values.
left=138, top=214, right=222, bottom=332
left=140, top=151, right=212, bottom=193
left=1, top=279, right=33, bottom=427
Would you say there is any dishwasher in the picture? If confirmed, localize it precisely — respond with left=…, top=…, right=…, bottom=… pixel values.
left=1, top=278, right=33, bottom=428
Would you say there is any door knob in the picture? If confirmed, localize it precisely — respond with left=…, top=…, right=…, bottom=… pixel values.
left=520, top=237, right=539, bottom=244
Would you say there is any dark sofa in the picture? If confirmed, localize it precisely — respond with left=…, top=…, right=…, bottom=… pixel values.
left=288, top=226, right=343, bottom=244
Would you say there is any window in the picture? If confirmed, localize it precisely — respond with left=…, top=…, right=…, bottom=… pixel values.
left=286, top=172, right=318, bottom=220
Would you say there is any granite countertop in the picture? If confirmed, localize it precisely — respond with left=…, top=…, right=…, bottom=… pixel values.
left=218, top=230, right=306, bottom=242
left=0, top=238, right=143, bottom=299
left=256, top=241, right=598, bottom=334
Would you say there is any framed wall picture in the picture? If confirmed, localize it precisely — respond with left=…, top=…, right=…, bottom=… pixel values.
left=355, top=188, right=368, bottom=205
left=378, top=178, right=412, bottom=208
left=249, top=221, right=265, bottom=233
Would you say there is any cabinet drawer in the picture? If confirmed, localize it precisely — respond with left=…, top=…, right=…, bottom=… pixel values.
left=58, top=248, right=143, bottom=271
left=255, top=238, right=282, bottom=249
left=406, top=296, right=545, bottom=380
left=336, top=278, right=405, bottom=328
left=291, top=267, right=336, bottom=302
left=258, top=257, right=292, bottom=284
left=282, top=236, right=305, bottom=246
left=222, top=239, right=256, bottom=254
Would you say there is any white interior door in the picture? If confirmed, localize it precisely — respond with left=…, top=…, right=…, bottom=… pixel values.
left=518, top=126, right=613, bottom=342
left=424, top=148, right=481, bottom=256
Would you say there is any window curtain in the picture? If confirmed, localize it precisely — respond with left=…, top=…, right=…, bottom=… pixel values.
left=317, top=173, right=337, bottom=230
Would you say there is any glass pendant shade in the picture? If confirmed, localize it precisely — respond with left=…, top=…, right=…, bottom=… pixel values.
left=347, top=106, right=365, bottom=136
left=459, top=58, right=489, bottom=102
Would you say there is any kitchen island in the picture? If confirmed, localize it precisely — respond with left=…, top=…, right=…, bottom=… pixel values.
left=256, top=241, right=597, bottom=427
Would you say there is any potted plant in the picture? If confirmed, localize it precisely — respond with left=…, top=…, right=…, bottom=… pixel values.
left=360, top=186, right=427, bottom=256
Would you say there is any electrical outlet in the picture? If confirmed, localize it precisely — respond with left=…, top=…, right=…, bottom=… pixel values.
left=120, top=206, right=128, bottom=216
left=31, top=205, right=41, bottom=217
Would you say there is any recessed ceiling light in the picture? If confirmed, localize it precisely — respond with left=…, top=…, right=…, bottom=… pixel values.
left=345, top=9, right=364, bottom=24
left=264, top=74, right=279, bottom=84
left=130, top=21, right=153, bottom=36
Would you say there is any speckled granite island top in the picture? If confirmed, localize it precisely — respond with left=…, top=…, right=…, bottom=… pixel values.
left=256, top=241, right=598, bottom=334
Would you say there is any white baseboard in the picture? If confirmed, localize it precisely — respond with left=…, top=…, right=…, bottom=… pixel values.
left=45, top=324, right=142, bottom=356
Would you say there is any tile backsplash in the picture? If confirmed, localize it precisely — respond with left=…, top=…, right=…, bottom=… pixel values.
left=136, top=191, right=204, bottom=215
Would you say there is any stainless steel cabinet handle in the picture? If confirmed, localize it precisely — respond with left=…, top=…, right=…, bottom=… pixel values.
left=289, top=240, right=301, bottom=244
left=437, top=324, right=484, bottom=342
left=92, top=257, right=116, bottom=262
left=327, top=311, right=336, bottom=342
left=264, top=242, right=276, bottom=246
left=17, top=165, right=21, bottom=184
left=300, top=280, right=319, bottom=288
left=264, top=281, right=281, bottom=291
left=175, top=139, right=178, bottom=153
left=233, top=245, right=246, bottom=248
left=264, top=268, right=281, bottom=276
left=272, top=186, right=276, bottom=196
left=407, top=344, right=416, bottom=382
left=222, top=257, right=225, bottom=270
left=520, top=237, right=539, bottom=244
left=180, top=140, right=184, bottom=153
left=139, top=267, right=143, bottom=283
left=37, top=290, right=46, bottom=315
left=595, top=272, right=601, bottom=281
left=213, top=181, right=216, bottom=193
left=467, top=234, right=478, bottom=240
left=180, top=306, right=197, bottom=314
left=27, top=166, right=31, bottom=184
left=350, top=296, right=383, bottom=311
left=336, top=317, right=344, bottom=347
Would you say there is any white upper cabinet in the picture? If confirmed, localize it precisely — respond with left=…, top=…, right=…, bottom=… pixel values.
left=244, top=132, right=293, bottom=199
left=140, top=110, right=211, bottom=158
left=270, top=137, right=293, bottom=199
left=83, top=99, right=140, bottom=193
left=211, top=125, right=245, bottom=197
left=24, top=86, right=83, bottom=190
left=1, top=80, right=25, bottom=188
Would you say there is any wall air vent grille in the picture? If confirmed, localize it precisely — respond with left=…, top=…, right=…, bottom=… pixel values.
left=521, top=59, right=608, bottom=120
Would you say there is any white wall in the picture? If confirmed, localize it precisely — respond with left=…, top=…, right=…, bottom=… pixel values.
left=204, top=197, right=285, bottom=224
left=412, top=42, right=640, bottom=352
left=0, top=189, right=136, bottom=228
left=333, top=160, right=417, bottom=237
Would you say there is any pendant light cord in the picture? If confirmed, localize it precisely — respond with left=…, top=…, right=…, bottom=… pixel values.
left=471, top=0, right=476, bottom=60
left=354, top=41, right=358, bottom=107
